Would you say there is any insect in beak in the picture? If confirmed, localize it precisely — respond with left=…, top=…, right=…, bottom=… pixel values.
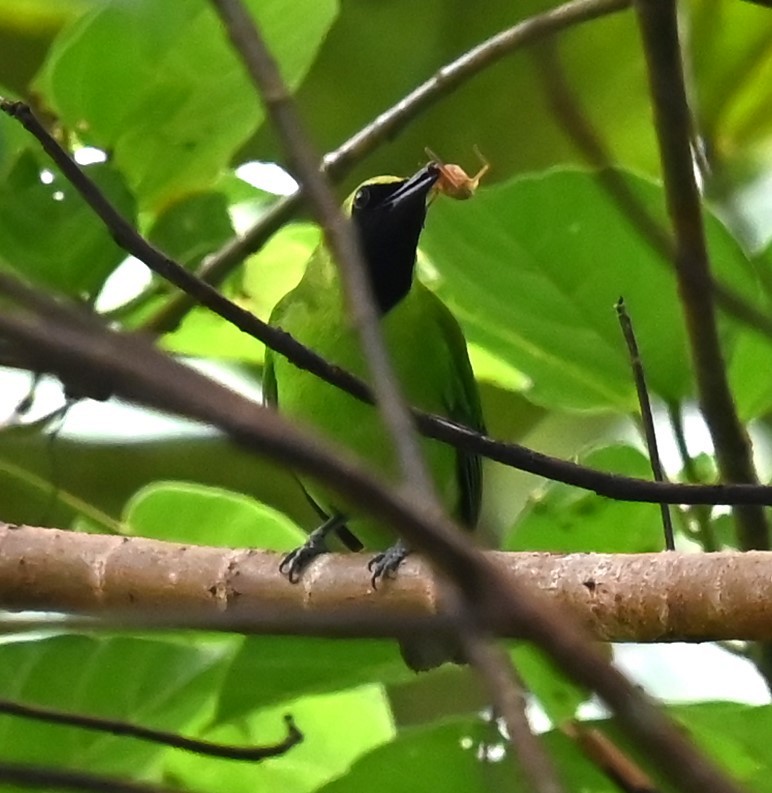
left=424, top=146, right=490, bottom=200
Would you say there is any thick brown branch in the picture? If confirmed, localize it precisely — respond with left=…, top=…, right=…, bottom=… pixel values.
left=634, top=0, right=769, bottom=551
left=0, top=288, right=746, bottom=793
left=4, top=525, right=772, bottom=643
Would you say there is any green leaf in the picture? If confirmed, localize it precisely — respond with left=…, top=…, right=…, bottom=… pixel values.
left=0, top=101, right=31, bottom=176
left=36, top=0, right=338, bottom=209
left=0, top=634, right=226, bottom=773
left=160, top=221, right=320, bottom=361
left=147, top=191, right=235, bottom=270
left=667, top=701, right=772, bottom=789
left=216, top=636, right=408, bottom=724
left=728, top=312, right=772, bottom=421
left=511, top=644, right=587, bottom=726
left=505, top=445, right=667, bottom=553
left=316, top=717, right=520, bottom=793
left=166, top=684, right=395, bottom=793
left=241, top=221, right=321, bottom=322
left=0, top=149, right=135, bottom=296
left=124, top=480, right=306, bottom=549
left=0, top=431, right=315, bottom=531
left=253, top=0, right=656, bottom=191
left=421, top=168, right=758, bottom=411
left=690, top=0, right=772, bottom=168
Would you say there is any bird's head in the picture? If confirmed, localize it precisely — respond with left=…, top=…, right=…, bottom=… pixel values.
left=345, top=163, right=441, bottom=314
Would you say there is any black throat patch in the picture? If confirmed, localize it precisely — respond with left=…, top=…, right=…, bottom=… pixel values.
left=351, top=180, right=429, bottom=314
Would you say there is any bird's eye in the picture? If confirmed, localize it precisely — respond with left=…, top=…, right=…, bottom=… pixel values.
left=353, top=187, right=370, bottom=210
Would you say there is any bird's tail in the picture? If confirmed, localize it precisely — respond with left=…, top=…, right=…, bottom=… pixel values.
left=399, top=634, right=466, bottom=672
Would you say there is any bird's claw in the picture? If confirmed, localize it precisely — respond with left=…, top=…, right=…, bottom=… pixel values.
left=367, top=542, right=409, bottom=589
left=280, top=535, right=328, bottom=583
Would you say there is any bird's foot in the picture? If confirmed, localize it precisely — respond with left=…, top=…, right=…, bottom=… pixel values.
left=367, top=539, right=410, bottom=589
left=280, top=514, right=347, bottom=583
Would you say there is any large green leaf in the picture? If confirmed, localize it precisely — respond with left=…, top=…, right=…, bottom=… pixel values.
left=166, top=684, right=394, bottom=793
left=250, top=0, right=654, bottom=193
left=689, top=0, right=772, bottom=167
left=124, top=480, right=305, bottom=549
left=505, top=445, right=667, bottom=553
left=421, top=168, right=760, bottom=411
left=315, top=716, right=596, bottom=793
left=0, top=431, right=315, bottom=532
left=216, top=636, right=407, bottom=724
left=0, top=634, right=226, bottom=774
left=160, top=221, right=320, bottom=361
left=35, top=0, right=337, bottom=209
left=0, top=148, right=135, bottom=296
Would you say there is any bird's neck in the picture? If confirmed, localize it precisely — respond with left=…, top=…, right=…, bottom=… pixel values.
left=357, top=215, right=424, bottom=315
left=366, top=249, right=415, bottom=315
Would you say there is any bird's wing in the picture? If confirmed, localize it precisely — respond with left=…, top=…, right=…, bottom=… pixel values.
left=429, top=292, right=485, bottom=528
left=262, top=296, right=364, bottom=553
left=262, top=346, right=278, bottom=407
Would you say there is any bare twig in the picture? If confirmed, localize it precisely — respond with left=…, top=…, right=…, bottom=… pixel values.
left=0, top=763, right=181, bottom=793
left=0, top=699, right=300, bottom=762
left=634, top=0, right=769, bottom=552
left=461, top=635, right=566, bottom=793
left=562, top=721, right=657, bottom=793
left=616, top=297, right=674, bottom=550
left=7, top=99, right=772, bottom=509
left=536, top=40, right=772, bottom=340
left=146, top=0, right=632, bottom=333
left=208, top=0, right=436, bottom=505
left=0, top=279, right=749, bottom=793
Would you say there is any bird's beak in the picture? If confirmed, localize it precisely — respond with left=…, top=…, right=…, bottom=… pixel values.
left=383, top=163, right=441, bottom=210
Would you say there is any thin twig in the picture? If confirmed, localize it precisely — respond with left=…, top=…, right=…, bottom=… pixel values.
left=0, top=762, right=180, bottom=793
left=616, top=297, right=674, bottom=550
left=562, top=721, right=658, bottom=793
left=0, top=278, right=750, bottom=793
left=6, top=98, right=772, bottom=509
left=634, top=0, right=769, bottom=552
left=145, top=0, right=632, bottom=333
left=461, top=632, right=566, bottom=793
left=536, top=39, right=772, bottom=340
left=0, top=699, right=300, bottom=762
left=208, top=0, right=436, bottom=506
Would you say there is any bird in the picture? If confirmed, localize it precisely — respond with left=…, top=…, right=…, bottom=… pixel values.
left=263, top=162, right=485, bottom=669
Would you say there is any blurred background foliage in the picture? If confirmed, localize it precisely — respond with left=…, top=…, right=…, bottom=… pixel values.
left=2, top=0, right=772, bottom=790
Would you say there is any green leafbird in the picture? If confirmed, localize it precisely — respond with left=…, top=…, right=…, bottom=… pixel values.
left=263, top=163, right=485, bottom=669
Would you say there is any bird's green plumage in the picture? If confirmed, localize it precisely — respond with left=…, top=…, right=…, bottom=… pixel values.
left=264, top=168, right=484, bottom=550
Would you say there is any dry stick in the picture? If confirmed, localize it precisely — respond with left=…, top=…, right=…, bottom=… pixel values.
left=562, top=722, right=657, bottom=793
left=616, top=297, right=675, bottom=550
left=208, top=0, right=436, bottom=508
left=461, top=634, right=566, bottom=793
left=535, top=40, right=772, bottom=339
left=0, top=281, right=747, bottom=793
left=633, top=0, right=769, bottom=553
left=3, top=100, right=772, bottom=511
left=0, top=699, right=300, bottom=762
left=0, top=763, right=181, bottom=793
left=146, top=0, right=632, bottom=333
